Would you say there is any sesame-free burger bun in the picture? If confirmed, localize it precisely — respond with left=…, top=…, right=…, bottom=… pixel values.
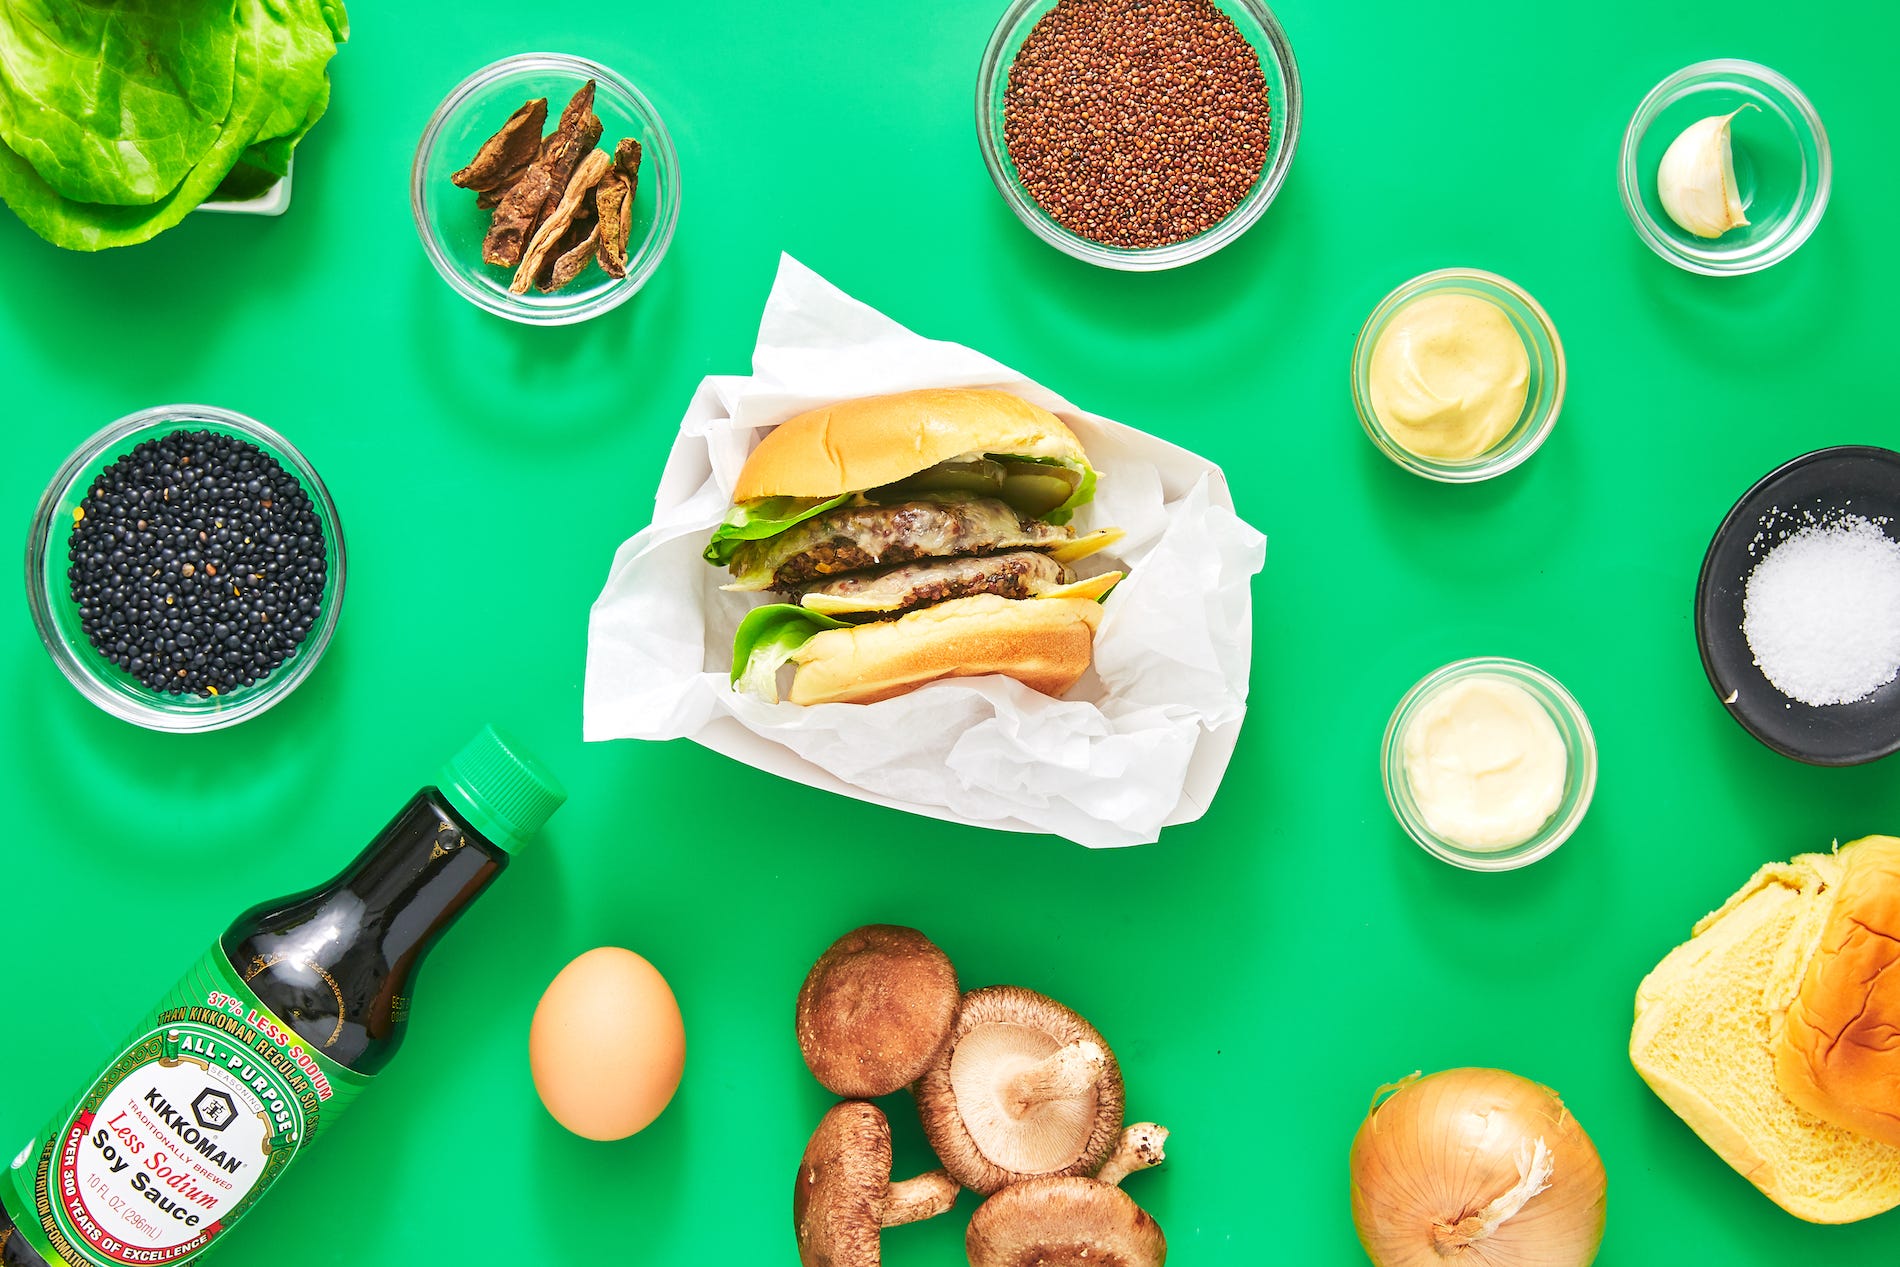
left=788, top=594, right=1103, bottom=707
left=732, top=389, right=1087, bottom=503
left=1777, top=835, right=1900, bottom=1149
left=1630, top=837, right=1900, bottom=1223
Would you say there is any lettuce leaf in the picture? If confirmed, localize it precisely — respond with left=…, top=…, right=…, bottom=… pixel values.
left=0, top=2, right=238, bottom=206
left=703, top=494, right=851, bottom=567
left=729, top=605, right=850, bottom=703
left=0, top=0, right=347, bottom=251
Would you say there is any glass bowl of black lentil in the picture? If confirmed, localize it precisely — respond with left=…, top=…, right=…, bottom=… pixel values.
left=25, top=405, right=345, bottom=732
left=977, top=0, right=1301, bottom=270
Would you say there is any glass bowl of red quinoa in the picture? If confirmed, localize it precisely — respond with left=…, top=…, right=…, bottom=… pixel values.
left=978, top=0, right=1301, bottom=270
left=25, top=405, right=346, bottom=733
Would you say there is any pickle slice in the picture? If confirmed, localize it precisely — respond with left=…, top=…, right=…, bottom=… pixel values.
left=868, top=457, right=1007, bottom=502
left=998, top=461, right=1081, bottom=518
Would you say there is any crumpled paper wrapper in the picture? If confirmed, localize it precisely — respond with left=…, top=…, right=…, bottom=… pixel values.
left=584, top=255, right=1266, bottom=847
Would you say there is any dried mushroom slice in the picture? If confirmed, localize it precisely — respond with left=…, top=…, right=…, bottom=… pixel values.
left=476, top=159, right=531, bottom=210
left=594, top=170, right=632, bottom=278
left=534, top=80, right=605, bottom=223
left=539, top=192, right=599, bottom=290
left=613, top=136, right=642, bottom=178
left=542, top=221, right=601, bottom=293
left=477, top=135, right=552, bottom=209
left=483, top=164, right=556, bottom=266
left=483, top=81, right=602, bottom=268
left=915, top=985, right=1125, bottom=1194
left=451, top=98, right=547, bottom=190
left=593, top=137, right=643, bottom=278
left=794, top=1102, right=958, bottom=1267
left=512, top=147, right=612, bottom=294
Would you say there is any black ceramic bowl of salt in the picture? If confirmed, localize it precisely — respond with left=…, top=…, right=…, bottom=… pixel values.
left=1695, top=445, right=1900, bottom=766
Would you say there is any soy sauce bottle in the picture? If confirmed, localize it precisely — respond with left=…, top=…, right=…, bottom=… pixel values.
left=0, top=726, right=565, bottom=1267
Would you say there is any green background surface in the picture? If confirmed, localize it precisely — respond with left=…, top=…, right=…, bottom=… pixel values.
left=2, top=3, right=1897, bottom=1263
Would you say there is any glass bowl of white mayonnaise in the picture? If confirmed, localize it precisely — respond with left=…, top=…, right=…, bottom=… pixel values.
left=1381, top=657, right=1598, bottom=872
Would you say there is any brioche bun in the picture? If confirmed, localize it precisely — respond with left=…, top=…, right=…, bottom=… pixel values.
left=1777, top=835, right=1900, bottom=1149
left=787, top=594, right=1103, bottom=707
left=1630, top=839, right=1900, bottom=1223
left=732, top=389, right=1085, bottom=503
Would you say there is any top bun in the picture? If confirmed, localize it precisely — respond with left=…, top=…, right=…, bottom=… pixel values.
left=1777, top=834, right=1900, bottom=1148
left=731, top=389, right=1086, bottom=503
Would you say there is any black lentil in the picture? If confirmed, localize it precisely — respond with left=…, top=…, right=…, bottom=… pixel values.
left=1003, top=0, right=1272, bottom=249
left=66, top=430, right=327, bottom=697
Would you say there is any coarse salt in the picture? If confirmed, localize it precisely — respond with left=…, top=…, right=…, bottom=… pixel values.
left=1741, top=515, right=1900, bottom=706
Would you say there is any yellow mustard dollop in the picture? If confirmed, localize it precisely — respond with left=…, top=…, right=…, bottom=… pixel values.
left=1368, top=293, right=1529, bottom=461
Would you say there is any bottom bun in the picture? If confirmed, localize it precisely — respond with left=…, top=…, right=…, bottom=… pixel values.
left=788, top=594, right=1103, bottom=707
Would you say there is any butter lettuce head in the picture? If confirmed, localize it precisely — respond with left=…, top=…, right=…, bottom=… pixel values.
left=0, top=0, right=348, bottom=251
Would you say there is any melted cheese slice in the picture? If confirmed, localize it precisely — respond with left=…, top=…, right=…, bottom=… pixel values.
left=1047, top=528, right=1124, bottom=566
left=800, top=568, right=1124, bottom=616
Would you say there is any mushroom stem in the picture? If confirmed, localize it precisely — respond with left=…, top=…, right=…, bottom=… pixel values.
left=1095, top=1123, right=1170, bottom=1187
left=1006, top=1040, right=1106, bottom=1116
left=882, top=1168, right=960, bottom=1226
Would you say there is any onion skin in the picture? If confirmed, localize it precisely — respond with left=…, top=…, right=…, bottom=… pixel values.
left=1349, top=1068, right=1607, bottom=1267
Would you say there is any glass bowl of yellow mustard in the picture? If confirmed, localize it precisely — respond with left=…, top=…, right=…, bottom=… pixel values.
left=1351, top=269, right=1566, bottom=483
left=1381, top=658, right=1599, bottom=872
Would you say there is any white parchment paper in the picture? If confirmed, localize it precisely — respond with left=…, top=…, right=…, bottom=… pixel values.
left=583, top=255, right=1266, bottom=847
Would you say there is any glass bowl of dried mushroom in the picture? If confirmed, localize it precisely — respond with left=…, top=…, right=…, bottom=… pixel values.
left=412, top=53, right=680, bottom=325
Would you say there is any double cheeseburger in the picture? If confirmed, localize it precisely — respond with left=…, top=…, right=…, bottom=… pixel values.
left=707, top=389, right=1123, bottom=706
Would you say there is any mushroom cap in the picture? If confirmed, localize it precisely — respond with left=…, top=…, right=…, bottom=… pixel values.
left=797, top=925, right=960, bottom=1098
left=917, top=985, right=1124, bottom=1195
left=966, top=1178, right=1167, bottom=1267
left=794, top=1101, right=895, bottom=1267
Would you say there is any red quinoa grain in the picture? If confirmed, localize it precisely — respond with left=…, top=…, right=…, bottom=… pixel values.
left=1003, top=0, right=1272, bottom=250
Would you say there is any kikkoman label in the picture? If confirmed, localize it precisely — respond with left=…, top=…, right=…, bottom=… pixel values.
left=5, top=950, right=368, bottom=1267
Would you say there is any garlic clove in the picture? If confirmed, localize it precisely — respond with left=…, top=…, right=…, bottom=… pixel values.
left=1657, top=107, right=1755, bottom=239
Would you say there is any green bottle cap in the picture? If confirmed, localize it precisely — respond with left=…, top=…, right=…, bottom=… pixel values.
left=437, top=725, right=567, bottom=853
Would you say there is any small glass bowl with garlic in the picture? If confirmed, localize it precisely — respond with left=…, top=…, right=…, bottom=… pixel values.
left=1620, top=59, right=1830, bottom=276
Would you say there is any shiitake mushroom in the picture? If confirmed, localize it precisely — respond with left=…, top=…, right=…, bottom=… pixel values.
left=790, top=927, right=1168, bottom=1265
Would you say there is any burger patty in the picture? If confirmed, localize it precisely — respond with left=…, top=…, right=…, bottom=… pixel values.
left=798, top=551, right=1075, bottom=616
left=730, top=497, right=1071, bottom=590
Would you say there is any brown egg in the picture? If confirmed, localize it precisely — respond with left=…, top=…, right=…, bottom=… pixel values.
left=530, top=947, right=686, bottom=1140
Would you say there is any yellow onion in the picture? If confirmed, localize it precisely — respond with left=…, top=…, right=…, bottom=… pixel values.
left=1349, top=1069, right=1607, bottom=1267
